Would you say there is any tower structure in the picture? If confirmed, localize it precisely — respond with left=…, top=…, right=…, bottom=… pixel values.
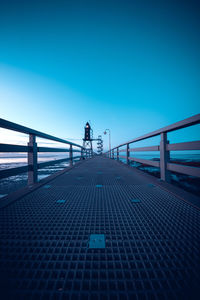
left=97, top=135, right=103, bottom=155
left=83, top=122, right=93, bottom=157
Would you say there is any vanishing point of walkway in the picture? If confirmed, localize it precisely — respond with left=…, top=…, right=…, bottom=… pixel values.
left=0, top=156, right=200, bottom=300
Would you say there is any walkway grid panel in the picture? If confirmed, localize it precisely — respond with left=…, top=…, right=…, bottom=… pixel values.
left=0, top=157, right=200, bottom=300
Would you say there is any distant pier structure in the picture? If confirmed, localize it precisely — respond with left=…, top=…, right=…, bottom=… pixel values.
left=83, top=122, right=103, bottom=156
left=97, top=135, right=103, bottom=154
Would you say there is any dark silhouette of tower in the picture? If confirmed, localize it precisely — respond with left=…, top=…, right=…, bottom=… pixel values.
left=83, top=122, right=93, bottom=157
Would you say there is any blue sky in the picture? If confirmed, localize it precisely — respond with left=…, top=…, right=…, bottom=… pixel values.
left=0, top=0, right=199, bottom=150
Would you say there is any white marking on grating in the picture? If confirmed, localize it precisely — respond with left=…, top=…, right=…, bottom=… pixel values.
left=57, top=199, right=66, bottom=203
left=89, top=234, right=105, bottom=249
left=43, top=185, right=51, bottom=189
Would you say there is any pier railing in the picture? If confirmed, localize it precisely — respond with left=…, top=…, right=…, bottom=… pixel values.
left=105, top=114, right=200, bottom=182
left=0, top=118, right=87, bottom=185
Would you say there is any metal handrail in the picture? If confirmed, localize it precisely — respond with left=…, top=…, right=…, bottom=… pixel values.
left=0, top=118, right=82, bottom=147
left=0, top=144, right=82, bottom=153
left=0, top=118, right=88, bottom=185
left=113, top=114, right=200, bottom=149
left=105, top=114, right=200, bottom=181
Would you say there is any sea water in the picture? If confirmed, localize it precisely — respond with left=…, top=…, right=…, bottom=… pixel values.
left=0, top=153, right=70, bottom=195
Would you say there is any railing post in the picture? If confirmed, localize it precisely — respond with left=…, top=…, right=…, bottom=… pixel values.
left=28, top=134, right=37, bottom=185
left=160, top=132, right=170, bottom=182
left=69, top=144, right=73, bottom=166
left=126, top=143, right=130, bottom=165
left=81, top=148, right=83, bottom=160
left=117, top=147, right=119, bottom=161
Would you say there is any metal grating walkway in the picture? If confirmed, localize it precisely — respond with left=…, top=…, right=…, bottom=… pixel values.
left=0, top=157, right=200, bottom=300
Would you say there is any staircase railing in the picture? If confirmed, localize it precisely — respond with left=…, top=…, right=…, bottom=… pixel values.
left=0, top=118, right=87, bottom=185
left=105, top=114, right=200, bottom=182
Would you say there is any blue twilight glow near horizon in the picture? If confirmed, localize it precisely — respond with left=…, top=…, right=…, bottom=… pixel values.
left=0, top=0, right=200, bottom=150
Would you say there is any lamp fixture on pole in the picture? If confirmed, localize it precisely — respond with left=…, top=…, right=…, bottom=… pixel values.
left=104, top=129, right=111, bottom=158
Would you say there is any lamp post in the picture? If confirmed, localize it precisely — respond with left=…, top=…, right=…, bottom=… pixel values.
left=104, top=129, right=111, bottom=158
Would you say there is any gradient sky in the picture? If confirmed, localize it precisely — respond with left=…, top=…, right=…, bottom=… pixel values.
left=0, top=0, right=200, bottom=150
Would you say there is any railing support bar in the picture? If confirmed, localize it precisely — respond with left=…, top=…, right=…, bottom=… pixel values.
left=117, top=147, right=119, bottom=161
left=28, top=134, right=37, bottom=185
left=81, top=148, right=83, bottom=160
left=69, top=145, right=73, bottom=166
left=126, top=143, right=130, bottom=165
left=160, top=132, right=170, bottom=182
